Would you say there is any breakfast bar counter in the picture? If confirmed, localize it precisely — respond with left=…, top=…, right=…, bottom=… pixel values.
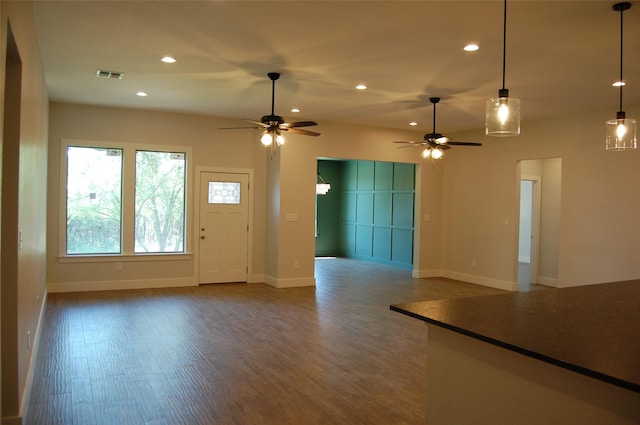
left=391, top=280, right=640, bottom=424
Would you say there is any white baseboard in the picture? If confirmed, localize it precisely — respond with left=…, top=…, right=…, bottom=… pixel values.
left=20, top=291, right=48, bottom=425
left=264, top=275, right=316, bottom=288
left=537, top=275, right=559, bottom=287
left=47, top=277, right=196, bottom=293
left=410, top=269, right=518, bottom=292
left=247, top=274, right=265, bottom=284
left=443, top=270, right=519, bottom=292
left=2, top=415, right=22, bottom=425
left=412, top=269, right=443, bottom=279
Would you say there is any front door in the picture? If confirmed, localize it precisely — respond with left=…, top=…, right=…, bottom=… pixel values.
left=198, top=172, right=249, bottom=283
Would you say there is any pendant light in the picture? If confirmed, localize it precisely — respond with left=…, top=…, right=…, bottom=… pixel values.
left=486, top=0, right=520, bottom=136
left=606, top=2, right=637, bottom=151
left=316, top=173, right=331, bottom=195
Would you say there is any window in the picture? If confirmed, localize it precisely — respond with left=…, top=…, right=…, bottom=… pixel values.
left=207, top=181, right=241, bottom=204
left=66, top=147, right=123, bottom=254
left=62, top=140, right=190, bottom=256
left=135, top=151, right=186, bottom=253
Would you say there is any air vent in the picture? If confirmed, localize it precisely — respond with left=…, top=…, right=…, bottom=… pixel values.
left=95, top=69, right=124, bottom=79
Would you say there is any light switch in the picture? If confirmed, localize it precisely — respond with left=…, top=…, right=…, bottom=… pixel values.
left=286, top=213, right=298, bottom=222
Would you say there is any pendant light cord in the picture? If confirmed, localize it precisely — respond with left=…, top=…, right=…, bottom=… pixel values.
left=271, top=78, right=276, bottom=116
left=501, top=0, right=507, bottom=91
left=618, top=5, right=624, bottom=113
left=432, top=102, right=437, bottom=134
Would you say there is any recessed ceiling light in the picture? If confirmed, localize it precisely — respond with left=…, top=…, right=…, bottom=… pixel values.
left=612, top=80, right=626, bottom=87
left=161, top=56, right=177, bottom=63
left=409, top=122, right=418, bottom=126
left=355, top=84, right=367, bottom=90
left=291, top=108, right=300, bottom=113
left=136, top=91, right=148, bottom=97
left=464, top=44, right=480, bottom=52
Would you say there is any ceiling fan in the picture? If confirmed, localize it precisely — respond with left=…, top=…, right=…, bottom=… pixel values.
left=218, top=72, right=320, bottom=147
left=393, top=97, right=481, bottom=159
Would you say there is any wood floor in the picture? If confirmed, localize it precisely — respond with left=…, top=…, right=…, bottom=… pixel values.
left=26, top=258, right=507, bottom=425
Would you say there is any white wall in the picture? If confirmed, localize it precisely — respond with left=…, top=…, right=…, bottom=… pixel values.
left=47, top=103, right=435, bottom=290
left=47, top=97, right=640, bottom=292
left=46, top=103, right=269, bottom=290
left=445, top=104, right=640, bottom=288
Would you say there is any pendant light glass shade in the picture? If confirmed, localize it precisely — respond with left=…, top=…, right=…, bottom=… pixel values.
left=606, top=113, right=637, bottom=150
left=605, top=2, right=636, bottom=151
left=486, top=0, right=520, bottom=137
left=486, top=89, right=520, bottom=136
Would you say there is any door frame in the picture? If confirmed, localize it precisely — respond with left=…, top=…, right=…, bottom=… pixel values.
left=194, top=166, right=255, bottom=284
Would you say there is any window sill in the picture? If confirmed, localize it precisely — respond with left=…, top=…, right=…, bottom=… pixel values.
left=57, top=253, right=193, bottom=264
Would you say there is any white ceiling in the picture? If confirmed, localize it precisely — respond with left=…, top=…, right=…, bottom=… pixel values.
left=32, top=1, right=640, bottom=136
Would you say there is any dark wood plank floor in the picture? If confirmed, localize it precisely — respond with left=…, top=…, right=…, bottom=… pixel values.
left=26, top=258, right=507, bottom=425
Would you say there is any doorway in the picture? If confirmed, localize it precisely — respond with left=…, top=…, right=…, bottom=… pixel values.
left=198, top=171, right=250, bottom=283
left=315, top=159, right=415, bottom=270
left=2, top=21, right=23, bottom=418
left=517, top=158, right=562, bottom=289
left=518, top=177, right=540, bottom=288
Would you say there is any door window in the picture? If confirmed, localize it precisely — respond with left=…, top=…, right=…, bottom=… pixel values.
left=208, top=181, right=241, bottom=204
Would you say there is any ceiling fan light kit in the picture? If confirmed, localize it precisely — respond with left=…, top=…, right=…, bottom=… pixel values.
left=486, top=0, right=520, bottom=137
left=260, top=129, right=285, bottom=147
left=606, top=2, right=637, bottom=151
left=422, top=147, right=444, bottom=160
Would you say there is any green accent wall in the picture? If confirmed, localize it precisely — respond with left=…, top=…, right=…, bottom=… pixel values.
left=315, top=159, right=415, bottom=270
left=315, top=160, right=343, bottom=256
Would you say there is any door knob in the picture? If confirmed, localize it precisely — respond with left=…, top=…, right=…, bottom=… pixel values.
left=201, top=235, right=205, bottom=240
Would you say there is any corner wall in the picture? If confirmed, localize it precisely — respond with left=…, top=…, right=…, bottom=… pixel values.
left=1, top=1, right=49, bottom=423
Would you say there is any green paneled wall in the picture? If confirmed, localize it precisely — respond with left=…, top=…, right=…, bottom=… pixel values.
left=316, top=159, right=414, bottom=269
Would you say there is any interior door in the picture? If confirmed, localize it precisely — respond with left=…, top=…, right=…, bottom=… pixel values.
left=198, top=172, right=249, bottom=283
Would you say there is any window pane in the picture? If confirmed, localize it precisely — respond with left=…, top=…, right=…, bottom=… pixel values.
left=66, top=146, right=122, bottom=254
left=135, top=151, right=186, bottom=253
left=208, top=181, right=241, bottom=204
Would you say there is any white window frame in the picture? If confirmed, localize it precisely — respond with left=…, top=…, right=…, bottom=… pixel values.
left=58, top=139, right=193, bottom=261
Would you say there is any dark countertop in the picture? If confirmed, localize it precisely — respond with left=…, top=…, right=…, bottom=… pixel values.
left=390, top=280, right=640, bottom=393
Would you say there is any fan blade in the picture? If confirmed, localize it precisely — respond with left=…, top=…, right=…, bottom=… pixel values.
left=447, top=141, right=482, bottom=146
left=283, top=121, right=318, bottom=128
left=244, top=119, right=269, bottom=127
left=218, top=126, right=261, bottom=130
left=392, top=141, right=422, bottom=145
left=395, top=145, right=422, bottom=149
left=283, top=127, right=321, bottom=137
